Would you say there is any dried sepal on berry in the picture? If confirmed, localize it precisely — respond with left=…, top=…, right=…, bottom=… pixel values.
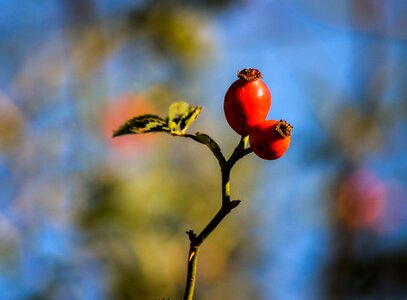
left=237, top=68, right=263, bottom=81
left=275, top=120, right=293, bottom=138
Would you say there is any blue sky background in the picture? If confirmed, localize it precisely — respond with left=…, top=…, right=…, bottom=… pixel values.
left=1, top=1, right=407, bottom=299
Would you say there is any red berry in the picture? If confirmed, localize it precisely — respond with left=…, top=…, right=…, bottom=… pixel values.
left=224, top=68, right=272, bottom=136
left=249, top=120, right=293, bottom=160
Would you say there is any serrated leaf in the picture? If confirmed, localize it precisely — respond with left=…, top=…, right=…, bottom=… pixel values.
left=112, top=114, right=170, bottom=137
left=112, top=101, right=203, bottom=138
left=166, top=101, right=203, bottom=134
left=168, top=101, right=191, bottom=122
left=179, top=106, right=203, bottom=133
left=168, top=120, right=178, bottom=133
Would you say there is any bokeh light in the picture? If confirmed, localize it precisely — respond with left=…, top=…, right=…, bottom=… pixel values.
left=1, top=1, right=407, bottom=299
left=337, top=169, right=386, bottom=231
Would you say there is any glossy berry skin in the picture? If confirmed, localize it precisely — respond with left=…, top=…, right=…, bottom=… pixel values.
left=224, top=69, right=271, bottom=136
left=249, top=120, right=293, bottom=160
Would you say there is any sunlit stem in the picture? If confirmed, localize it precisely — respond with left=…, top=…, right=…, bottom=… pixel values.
left=183, top=135, right=252, bottom=300
left=183, top=246, right=199, bottom=300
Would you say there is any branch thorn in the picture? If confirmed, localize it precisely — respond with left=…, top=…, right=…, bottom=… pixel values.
left=229, top=200, right=241, bottom=210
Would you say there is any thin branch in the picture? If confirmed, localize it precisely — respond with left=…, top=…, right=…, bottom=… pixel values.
left=192, top=199, right=241, bottom=247
left=225, top=136, right=251, bottom=169
left=179, top=132, right=226, bottom=166
left=182, top=135, right=251, bottom=300
left=183, top=246, right=199, bottom=300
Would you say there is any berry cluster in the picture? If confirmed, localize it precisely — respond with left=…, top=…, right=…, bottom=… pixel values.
left=224, top=68, right=293, bottom=160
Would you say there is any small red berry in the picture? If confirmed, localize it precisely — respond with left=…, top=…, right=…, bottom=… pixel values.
left=249, top=120, right=293, bottom=160
left=224, top=68, right=272, bottom=136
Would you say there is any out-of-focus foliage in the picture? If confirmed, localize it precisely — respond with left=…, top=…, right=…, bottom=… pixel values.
left=291, top=2, right=407, bottom=298
left=2, top=0, right=407, bottom=299
left=64, top=0, right=239, bottom=80
left=0, top=0, right=259, bottom=299
left=77, top=141, right=260, bottom=299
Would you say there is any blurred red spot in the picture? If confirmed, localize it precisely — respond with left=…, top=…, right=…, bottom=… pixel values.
left=376, top=182, right=407, bottom=234
left=337, top=170, right=386, bottom=231
left=102, top=93, right=157, bottom=155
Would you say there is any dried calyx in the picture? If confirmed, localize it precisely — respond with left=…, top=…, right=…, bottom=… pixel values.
left=276, top=120, right=293, bottom=138
left=237, top=68, right=263, bottom=81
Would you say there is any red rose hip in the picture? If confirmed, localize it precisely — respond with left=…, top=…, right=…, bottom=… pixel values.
left=224, top=68, right=272, bottom=136
left=249, top=120, right=293, bottom=160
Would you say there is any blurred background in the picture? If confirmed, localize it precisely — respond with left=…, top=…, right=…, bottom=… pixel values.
left=1, top=0, right=407, bottom=299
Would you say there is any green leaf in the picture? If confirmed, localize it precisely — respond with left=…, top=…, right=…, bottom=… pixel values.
left=179, top=106, right=202, bottom=133
left=168, top=101, right=203, bottom=134
left=112, top=114, right=170, bottom=137
left=112, top=101, right=203, bottom=138
left=168, top=101, right=191, bottom=122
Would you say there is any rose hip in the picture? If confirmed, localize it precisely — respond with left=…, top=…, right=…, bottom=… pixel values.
left=224, top=68, right=271, bottom=136
left=249, top=120, right=293, bottom=160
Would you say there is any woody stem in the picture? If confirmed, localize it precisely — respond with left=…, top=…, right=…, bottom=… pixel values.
left=182, top=136, right=251, bottom=300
